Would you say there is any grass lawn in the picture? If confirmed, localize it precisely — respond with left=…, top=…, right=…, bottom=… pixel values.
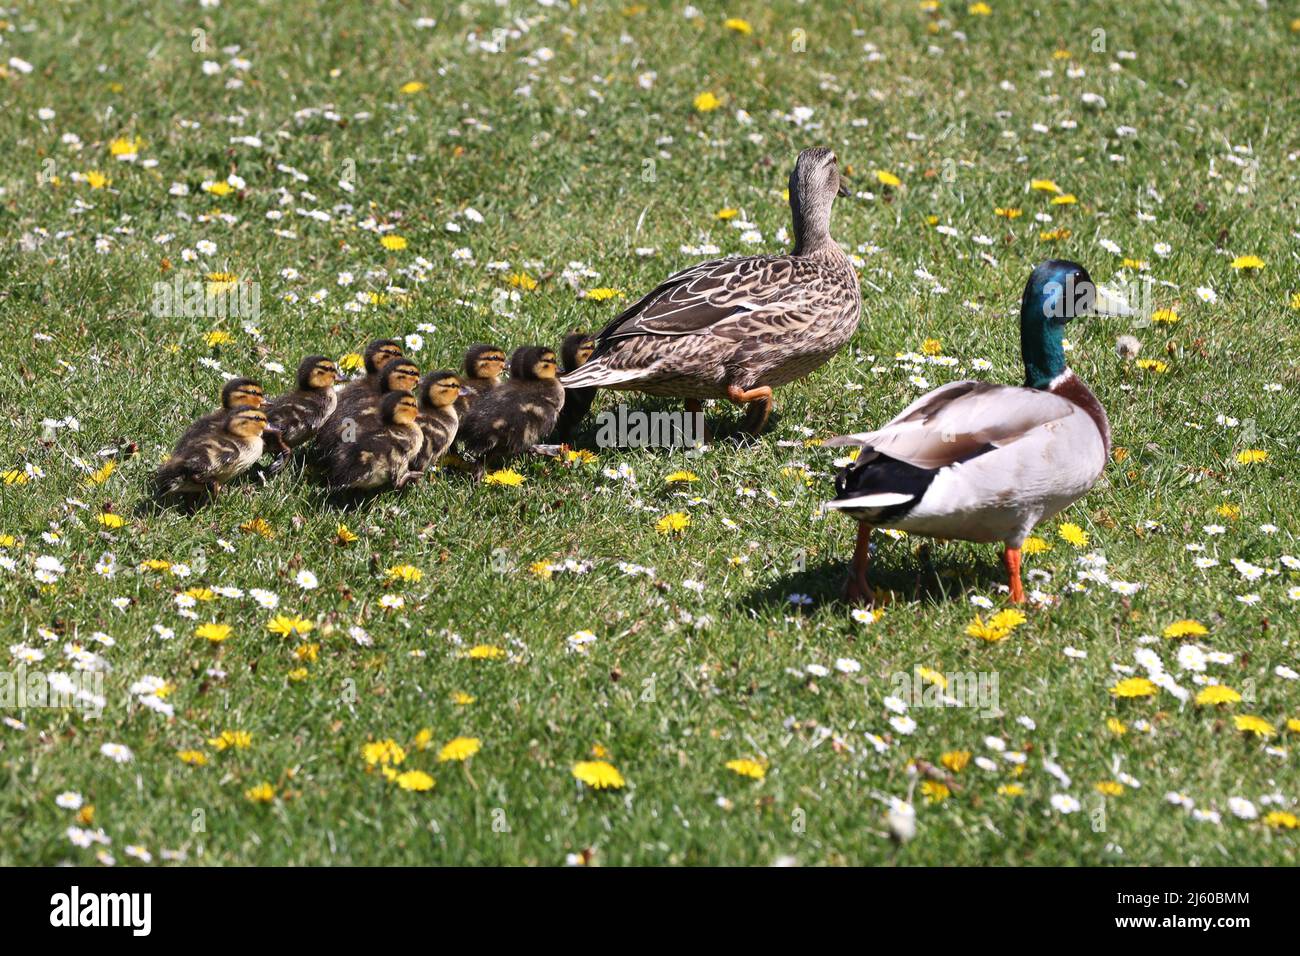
left=1, top=0, right=1297, bottom=865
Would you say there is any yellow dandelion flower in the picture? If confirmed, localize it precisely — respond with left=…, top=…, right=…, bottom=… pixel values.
left=1050, top=194, right=1078, bottom=205
left=293, top=643, right=319, bottom=663
left=920, top=780, right=950, bottom=803
left=1287, top=718, right=1300, bottom=734
left=438, top=737, right=482, bottom=762
left=921, top=337, right=943, bottom=356
left=1030, top=178, right=1061, bottom=193
left=205, top=272, right=239, bottom=296
left=997, top=783, right=1024, bottom=796
left=287, top=667, right=309, bottom=682
left=465, top=644, right=505, bottom=660
left=1122, top=258, right=1147, bottom=271
left=380, top=235, right=408, bottom=251
left=1196, top=684, right=1242, bottom=706
left=385, top=564, right=423, bottom=584
left=940, top=750, right=971, bottom=773
left=572, top=760, right=625, bottom=789
left=1151, top=308, right=1180, bottom=324
left=1057, top=522, right=1089, bottom=547
left=209, top=730, right=252, bottom=751
left=483, top=468, right=526, bottom=487
left=240, top=517, right=274, bottom=539
left=195, top=622, right=232, bottom=643
left=1264, top=811, right=1299, bottom=830
left=244, top=783, right=275, bottom=803
left=1233, top=715, right=1275, bottom=738
left=86, top=461, right=116, bottom=486
left=85, top=170, right=110, bottom=189
left=138, top=558, right=171, bottom=572
left=584, top=287, right=624, bottom=301
left=529, top=560, right=554, bottom=580
left=1039, top=227, right=1072, bottom=242
left=1106, top=717, right=1127, bottom=736
left=266, top=614, right=313, bottom=638
left=109, top=136, right=144, bottom=156
left=988, top=608, right=1027, bottom=631
left=565, top=447, right=597, bottom=464
left=715, top=207, right=738, bottom=220
left=995, top=207, right=1023, bottom=219
left=966, top=615, right=1013, bottom=642
left=507, top=271, right=538, bottom=291
left=1110, top=677, right=1158, bottom=699
left=723, top=17, right=752, bottom=34
left=362, top=739, right=407, bottom=767
left=968, top=2, right=992, bottom=14
left=1235, top=449, right=1267, bottom=465
left=725, top=758, right=767, bottom=780
left=399, top=81, right=426, bottom=94
left=1095, top=781, right=1124, bottom=796
left=96, top=513, right=125, bottom=529
left=176, top=750, right=208, bottom=766
left=204, top=180, right=232, bottom=196
left=1290, top=292, right=1300, bottom=310
left=875, top=170, right=902, bottom=188
left=916, top=666, right=948, bottom=689
left=655, top=512, right=691, bottom=535
left=1021, top=536, right=1052, bottom=555
left=1230, top=255, right=1264, bottom=271
left=394, top=770, right=435, bottom=791
left=1216, top=503, right=1241, bottom=520
left=1163, top=619, right=1208, bottom=640
left=338, top=352, right=364, bottom=372
left=693, top=91, right=721, bottom=112
left=335, top=523, right=358, bottom=544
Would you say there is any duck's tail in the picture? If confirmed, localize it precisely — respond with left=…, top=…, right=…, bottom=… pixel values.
left=558, top=359, right=644, bottom=390
left=824, top=448, right=933, bottom=522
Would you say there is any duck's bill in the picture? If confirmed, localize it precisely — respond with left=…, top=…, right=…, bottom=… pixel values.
left=837, top=181, right=854, bottom=198
left=1089, top=284, right=1136, bottom=317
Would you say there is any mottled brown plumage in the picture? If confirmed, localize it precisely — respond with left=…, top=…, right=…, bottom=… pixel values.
left=265, top=355, right=339, bottom=449
left=177, top=377, right=264, bottom=447
left=562, top=147, right=860, bottom=434
left=550, top=331, right=596, bottom=443
left=313, top=357, right=419, bottom=460
left=320, top=391, right=425, bottom=491
left=336, top=338, right=404, bottom=407
left=455, top=343, right=506, bottom=417
left=153, top=406, right=268, bottom=502
left=458, top=346, right=564, bottom=475
left=412, top=370, right=462, bottom=473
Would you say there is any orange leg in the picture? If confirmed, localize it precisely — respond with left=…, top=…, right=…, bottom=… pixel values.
left=1003, top=546, right=1025, bottom=604
left=726, top=384, right=774, bottom=435
left=844, top=522, right=875, bottom=606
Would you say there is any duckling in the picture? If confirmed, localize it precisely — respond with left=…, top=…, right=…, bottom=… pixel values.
left=320, top=391, right=425, bottom=492
left=549, top=331, right=597, bottom=443
left=458, top=346, right=564, bottom=476
left=177, top=377, right=264, bottom=446
left=314, top=357, right=420, bottom=455
left=455, top=343, right=507, bottom=416
left=153, top=406, right=268, bottom=504
left=338, top=338, right=404, bottom=405
left=260, top=356, right=339, bottom=474
left=411, top=370, right=464, bottom=473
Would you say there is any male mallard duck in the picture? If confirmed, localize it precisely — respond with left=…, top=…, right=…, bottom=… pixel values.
left=458, top=346, right=564, bottom=477
left=411, top=370, right=463, bottom=473
left=456, top=343, right=507, bottom=417
left=260, top=356, right=338, bottom=473
left=824, top=259, right=1112, bottom=605
left=153, top=406, right=268, bottom=504
left=177, top=377, right=264, bottom=446
left=549, top=331, right=597, bottom=443
left=560, top=147, right=859, bottom=435
left=320, top=391, right=425, bottom=492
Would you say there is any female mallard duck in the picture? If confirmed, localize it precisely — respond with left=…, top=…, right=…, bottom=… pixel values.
left=411, top=370, right=463, bottom=473
left=824, top=259, right=1112, bottom=605
left=560, top=147, right=859, bottom=435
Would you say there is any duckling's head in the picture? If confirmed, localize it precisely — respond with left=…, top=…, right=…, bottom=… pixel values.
left=380, top=359, right=421, bottom=394
left=226, top=407, right=268, bottom=439
left=510, top=345, right=559, bottom=381
left=419, top=370, right=463, bottom=410
left=297, top=355, right=339, bottom=391
left=380, top=390, right=420, bottom=427
left=560, top=331, right=597, bottom=372
left=222, top=377, right=265, bottom=409
left=1020, top=259, right=1095, bottom=389
left=363, top=338, right=405, bottom=375
left=464, top=343, right=507, bottom=382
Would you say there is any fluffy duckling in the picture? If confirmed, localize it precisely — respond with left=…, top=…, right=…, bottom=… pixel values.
left=320, top=391, right=425, bottom=492
left=261, top=356, right=339, bottom=473
left=178, top=377, right=264, bottom=446
left=153, top=407, right=268, bottom=503
left=456, top=343, right=507, bottom=416
left=411, top=370, right=463, bottom=473
left=338, top=338, right=404, bottom=405
left=458, top=346, right=565, bottom=476
left=314, top=357, right=420, bottom=452
left=549, top=331, right=596, bottom=443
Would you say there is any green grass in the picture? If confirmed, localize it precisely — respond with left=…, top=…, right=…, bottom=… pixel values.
left=1, top=0, right=1297, bottom=865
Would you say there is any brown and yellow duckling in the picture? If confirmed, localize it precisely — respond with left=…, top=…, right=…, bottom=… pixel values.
left=314, top=357, right=419, bottom=452
left=458, top=346, right=565, bottom=477
left=261, top=355, right=339, bottom=473
left=337, top=338, right=404, bottom=406
left=549, top=331, right=597, bottom=443
left=411, top=370, right=464, bottom=474
left=177, top=377, right=264, bottom=446
left=153, top=406, right=268, bottom=504
left=456, top=343, right=507, bottom=416
left=320, top=391, right=425, bottom=492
